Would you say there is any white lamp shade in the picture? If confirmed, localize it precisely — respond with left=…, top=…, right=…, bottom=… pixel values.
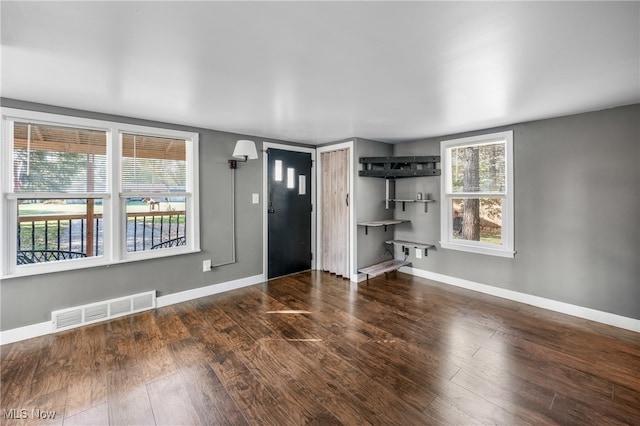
left=232, top=140, right=258, bottom=160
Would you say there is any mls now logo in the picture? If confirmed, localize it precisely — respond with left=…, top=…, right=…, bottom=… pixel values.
left=3, top=408, right=57, bottom=419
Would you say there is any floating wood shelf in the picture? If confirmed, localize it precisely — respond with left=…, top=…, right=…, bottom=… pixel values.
left=359, top=156, right=441, bottom=179
left=387, top=198, right=436, bottom=212
left=386, top=239, right=435, bottom=257
left=358, top=259, right=412, bottom=280
left=357, top=219, right=408, bottom=235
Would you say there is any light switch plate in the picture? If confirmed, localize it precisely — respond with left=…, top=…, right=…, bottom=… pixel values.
left=252, top=193, right=259, bottom=204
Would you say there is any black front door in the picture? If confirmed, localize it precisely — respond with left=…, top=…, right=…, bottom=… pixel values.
left=267, top=149, right=312, bottom=279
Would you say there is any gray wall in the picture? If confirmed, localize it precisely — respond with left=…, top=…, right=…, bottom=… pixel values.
left=3, top=100, right=638, bottom=330
left=392, top=104, right=640, bottom=320
left=355, top=138, right=395, bottom=269
left=0, top=99, right=298, bottom=331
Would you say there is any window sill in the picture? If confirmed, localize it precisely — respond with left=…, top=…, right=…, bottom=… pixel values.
left=1, top=247, right=201, bottom=280
left=439, top=241, right=515, bottom=258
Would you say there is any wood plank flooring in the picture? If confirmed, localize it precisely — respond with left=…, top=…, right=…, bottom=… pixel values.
left=1, top=270, right=639, bottom=425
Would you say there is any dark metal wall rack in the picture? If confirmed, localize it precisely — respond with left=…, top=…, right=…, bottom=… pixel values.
left=359, top=156, right=441, bottom=179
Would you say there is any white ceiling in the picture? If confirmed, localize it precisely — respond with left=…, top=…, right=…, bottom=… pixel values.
left=1, top=1, right=638, bottom=144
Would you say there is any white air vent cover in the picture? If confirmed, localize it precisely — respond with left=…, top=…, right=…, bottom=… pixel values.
left=52, top=291, right=156, bottom=332
left=56, top=309, right=83, bottom=329
left=85, top=304, right=108, bottom=323
left=133, top=293, right=154, bottom=311
left=110, top=299, right=131, bottom=316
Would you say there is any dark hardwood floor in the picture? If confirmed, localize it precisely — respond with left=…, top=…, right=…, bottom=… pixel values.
left=1, top=271, right=639, bottom=425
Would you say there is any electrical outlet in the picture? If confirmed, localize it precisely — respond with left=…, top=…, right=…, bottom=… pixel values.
left=252, top=193, right=259, bottom=204
left=202, top=259, right=212, bottom=272
left=415, top=248, right=422, bottom=259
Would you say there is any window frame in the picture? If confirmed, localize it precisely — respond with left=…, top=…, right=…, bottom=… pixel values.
left=1, top=108, right=200, bottom=278
left=440, top=130, right=514, bottom=258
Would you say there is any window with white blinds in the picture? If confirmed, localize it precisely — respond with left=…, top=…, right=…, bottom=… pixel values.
left=121, top=133, right=186, bottom=193
left=120, top=133, right=190, bottom=254
left=13, top=122, right=107, bottom=193
left=1, top=108, right=200, bottom=277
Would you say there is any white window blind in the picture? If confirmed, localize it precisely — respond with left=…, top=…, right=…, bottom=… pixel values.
left=1, top=108, right=200, bottom=276
left=121, top=133, right=186, bottom=193
left=12, top=122, right=107, bottom=193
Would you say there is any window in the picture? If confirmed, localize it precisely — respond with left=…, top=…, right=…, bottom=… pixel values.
left=1, top=108, right=199, bottom=277
left=440, top=130, right=514, bottom=258
left=121, top=133, right=188, bottom=255
left=11, top=122, right=108, bottom=268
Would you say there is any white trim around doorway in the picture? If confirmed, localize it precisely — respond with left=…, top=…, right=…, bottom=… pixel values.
left=316, top=141, right=356, bottom=282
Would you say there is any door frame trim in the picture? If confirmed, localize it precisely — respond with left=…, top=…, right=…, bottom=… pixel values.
left=263, top=142, right=316, bottom=279
left=316, top=141, right=355, bottom=281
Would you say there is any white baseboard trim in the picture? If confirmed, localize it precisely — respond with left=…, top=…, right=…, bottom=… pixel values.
left=0, top=273, right=266, bottom=345
left=400, top=266, right=640, bottom=333
left=0, top=321, right=51, bottom=346
left=156, top=274, right=265, bottom=307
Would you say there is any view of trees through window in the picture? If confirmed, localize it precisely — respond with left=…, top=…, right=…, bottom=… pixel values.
left=450, top=142, right=505, bottom=245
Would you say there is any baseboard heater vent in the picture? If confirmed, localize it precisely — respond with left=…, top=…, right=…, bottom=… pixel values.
left=51, top=291, right=156, bottom=332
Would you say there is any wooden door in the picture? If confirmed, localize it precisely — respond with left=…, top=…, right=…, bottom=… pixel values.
left=321, top=149, right=349, bottom=278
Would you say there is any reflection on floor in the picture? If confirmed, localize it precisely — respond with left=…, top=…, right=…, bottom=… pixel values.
left=2, top=270, right=639, bottom=425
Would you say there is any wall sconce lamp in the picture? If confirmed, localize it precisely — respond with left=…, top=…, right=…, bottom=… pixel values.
left=228, top=140, right=258, bottom=169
